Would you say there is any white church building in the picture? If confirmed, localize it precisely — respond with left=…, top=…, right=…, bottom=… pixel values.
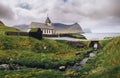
left=30, top=17, right=84, bottom=35
left=30, top=17, right=55, bottom=35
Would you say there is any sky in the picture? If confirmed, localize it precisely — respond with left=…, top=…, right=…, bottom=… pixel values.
left=0, top=0, right=120, bottom=33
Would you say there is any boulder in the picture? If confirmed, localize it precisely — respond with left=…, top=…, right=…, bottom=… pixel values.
left=0, top=64, right=22, bottom=71
left=9, top=64, right=22, bottom=70
left=59, top=66, right=66, bottom=71
left=0, top=64, right=9, bottom=70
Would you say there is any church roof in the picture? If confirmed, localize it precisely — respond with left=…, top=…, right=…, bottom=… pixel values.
left=30, top=22, right=54, bottom=29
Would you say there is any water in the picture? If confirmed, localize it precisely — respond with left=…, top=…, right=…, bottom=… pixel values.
left=82, top=33, right=120, bottom=40
left=47, top=37, right=88, bottom=41
left=72, top=50, right=98, bottom=71
left=47, top=33, right=120, bottom=41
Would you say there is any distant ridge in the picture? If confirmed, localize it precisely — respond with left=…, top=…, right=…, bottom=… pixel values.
left=53, top=22, right=84, bottom=34
left=0, top=20, right=5, bottom=26
left=14, top=22, right=84, bottom=34
left=14, top=24, right=29, bottom=32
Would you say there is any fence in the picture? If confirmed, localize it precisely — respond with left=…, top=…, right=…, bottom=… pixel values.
left=5, top=32, right=29, bottom=36
left=5, top=31, right=42, bottom=40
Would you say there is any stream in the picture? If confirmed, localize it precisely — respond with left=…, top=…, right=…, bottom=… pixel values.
left=66, top=50, right=98, bottom=71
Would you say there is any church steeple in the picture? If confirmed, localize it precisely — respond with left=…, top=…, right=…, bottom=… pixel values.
left=45, top=16, right=52, bottom=26
left=45, top=17, right=51, bottom=24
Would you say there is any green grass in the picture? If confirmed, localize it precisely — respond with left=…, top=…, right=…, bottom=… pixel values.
left=76, top=36, right=120, bottom=78
left=2, top=25, right=120, bottom=78
left=68, top=33, right=86, bottom=39
left=0, top=68, right=70, bottom=78
left=0, top=25, right=92, bottom=78
left=0, top=25, right=19, bottom=35
left=30, top=28, right=39, bottom=32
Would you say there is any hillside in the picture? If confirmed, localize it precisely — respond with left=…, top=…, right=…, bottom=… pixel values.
left=0, top=25, right=19, bottom=35
left=1, top=25, right=120, bottom=78
left=77, top=36, right=120, bottom=78
left=0, top=25, right=91, bottom=78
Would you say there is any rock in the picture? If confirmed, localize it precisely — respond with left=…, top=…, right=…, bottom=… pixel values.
left=43, top=46, right=47, bottom=50
left=16, top=66, right=21, bottom=71
left=59, top=66, right=66, bottom=71
left=0, top=64, right=22, bottom=71
left=75, top=52, right=80, bottom=55
left=89, top=53, right=96, bottom=57
left=67, top=41, right=86, bottom=48
left=75, top=63, right=80, bottom=66
left=0, top=64, right=9, bottom=70
left=9, top=64, right=22, bottom=70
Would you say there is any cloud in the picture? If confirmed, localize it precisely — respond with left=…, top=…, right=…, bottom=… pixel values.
left=0, top=3, right=15, bottom=20
left=16, top=2, right=32, bottom=10
left=0, top=0, right=120, bottom=32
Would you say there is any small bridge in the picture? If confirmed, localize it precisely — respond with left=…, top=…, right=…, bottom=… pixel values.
left=89, top=41, right=102, bottom=50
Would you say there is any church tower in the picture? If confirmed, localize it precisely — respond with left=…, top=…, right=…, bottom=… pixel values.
left=45, top=17, right=52, bottom=26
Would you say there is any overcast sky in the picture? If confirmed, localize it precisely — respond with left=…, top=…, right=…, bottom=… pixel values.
left=0, top=0, right=120, bottom=33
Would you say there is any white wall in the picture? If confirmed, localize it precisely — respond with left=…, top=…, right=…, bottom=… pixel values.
left=41, top=29, right=54, bottom=35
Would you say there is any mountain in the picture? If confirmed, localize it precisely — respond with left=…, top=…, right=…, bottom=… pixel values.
left=14, top=24, right=29, bottom=32
left=53, top=23, right=84, bottom=34
left=14, top=23, right=84, bottom=34
left=0, top=20, right=5, bottom=26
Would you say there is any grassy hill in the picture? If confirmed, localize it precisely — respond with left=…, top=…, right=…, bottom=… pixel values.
left=0, top=25, right=91, bottom=78
left=0, top=25, right=120, bottom=78
left=0, top=25, right=19, bottom=35
left=77, top=36, right=120, bottom=78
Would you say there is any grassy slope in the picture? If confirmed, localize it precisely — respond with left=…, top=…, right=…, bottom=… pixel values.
left=0, top=25, right=91, bottom=78
left=77, top=36, right=120, bottom=78
left=0, top=25, right=19, bottom=35
left=65, top=33, right=86, bottom=39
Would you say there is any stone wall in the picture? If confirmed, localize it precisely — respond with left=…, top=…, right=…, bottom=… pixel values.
left=5, top=32, right=29, bottom=36
left=5, top=31, right=42, bottom=40
left=67, top=41, right=85, bottom=48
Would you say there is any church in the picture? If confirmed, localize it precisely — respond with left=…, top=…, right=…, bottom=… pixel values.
left=30, top=17, right=55, bottom=35
left=30, top=17, right=84, bottom=35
